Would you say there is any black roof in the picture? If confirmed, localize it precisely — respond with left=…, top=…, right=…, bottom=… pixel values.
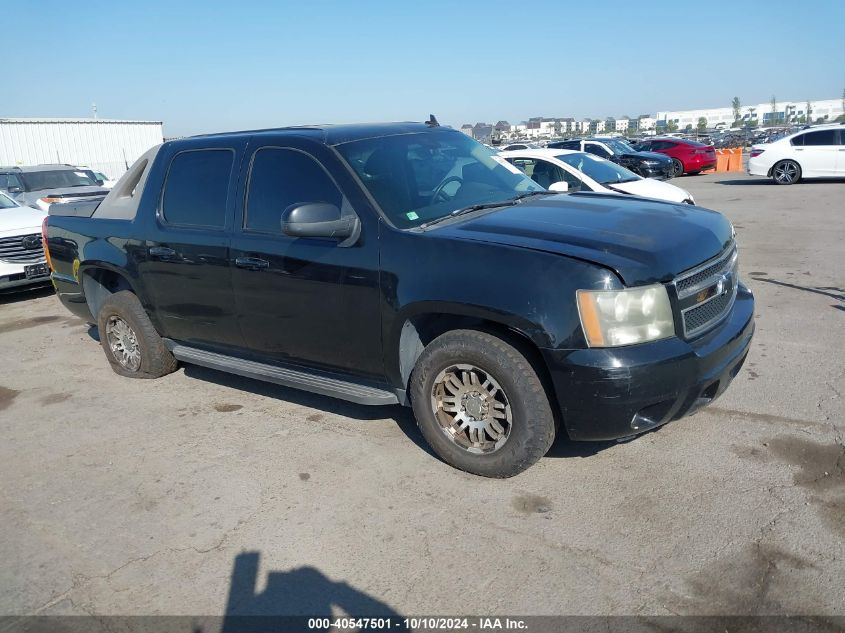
left=190, top=121, right=441, bottom=146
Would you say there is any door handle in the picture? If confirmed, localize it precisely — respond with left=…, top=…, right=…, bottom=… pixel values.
left=148, top=246, right=176, bottom=258
left=235, top=257, right=270, bottom=270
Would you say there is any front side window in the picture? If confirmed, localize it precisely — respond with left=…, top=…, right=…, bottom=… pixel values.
left=804, top=130, right=836, bottom=146
left=246, top=148, right=343, bottom=233
left=336, top=129, right=542, bottom=229
left=20, top=169, right=99, bottom=192
left=161, top=149, right=233, bottom=228
left=557, top=152, right=640, bottom=185
left=508, top=157, right=582, bottom=191
left=791, top=134, right=805, bottom=146
left=0, top=173, right=23, bottom=191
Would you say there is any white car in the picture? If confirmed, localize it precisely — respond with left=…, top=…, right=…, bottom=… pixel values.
left=499, top=148, right=696, bottom=205
left=748, top=125, right=845, bottom=185
left=0, top=190, right=50, bottom=291
left=92, top=171, right=117, bottom=189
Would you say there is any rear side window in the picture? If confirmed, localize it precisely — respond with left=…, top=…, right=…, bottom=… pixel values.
left=245, top=148, right=343, bottom=233
left=803, top=130, right=836, bottom=146
left=161, top=149, right=233, bottom=228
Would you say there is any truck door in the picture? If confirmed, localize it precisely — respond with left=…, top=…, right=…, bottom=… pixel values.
left=138, top=141, right=244, bottom=350
left=229, top=139, right=383, bottom=378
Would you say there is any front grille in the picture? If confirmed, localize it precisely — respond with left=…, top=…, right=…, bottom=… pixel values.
left=0, top=234, right=44, bottom=263
left=684, top=289, right=734, bottom=333
left=673, top=242, right=739, bottom=338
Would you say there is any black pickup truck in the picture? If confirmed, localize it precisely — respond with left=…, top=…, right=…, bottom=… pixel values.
left=45, top=121, right=754, bottom=477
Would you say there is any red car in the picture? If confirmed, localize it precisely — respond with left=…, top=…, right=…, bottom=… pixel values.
left=635, top=138, right=717, bottom=176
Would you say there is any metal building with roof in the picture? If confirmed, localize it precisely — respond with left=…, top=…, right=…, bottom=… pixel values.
left=0, top=118, right=163, bottom=181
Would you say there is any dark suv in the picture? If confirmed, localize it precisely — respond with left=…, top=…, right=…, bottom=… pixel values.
left=0, top=164, right=110, bottom=212
left=45, top=121, right=753, bottom=477
left=547, top=138, right=674, bottom=179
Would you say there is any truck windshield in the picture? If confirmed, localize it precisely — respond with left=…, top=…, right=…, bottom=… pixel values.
left=604, top=139, right=636, bottom=155
left=556, top=152, right=640, bottom=185
left=336, top=129, right=543, bottom=229
left=0, top=192, right=19, bottom=209
left=21, top=169, right=100, bottom=192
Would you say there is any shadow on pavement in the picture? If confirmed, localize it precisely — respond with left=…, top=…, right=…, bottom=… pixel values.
left=220, top=551, right=408, bottom=632
left=0, top=283, right=54, bottom=305
left=750, top=276, right=845, bottom=305
left=182, top=364, right=436, bottom=459
left=714, top=178, right=771, bottom=186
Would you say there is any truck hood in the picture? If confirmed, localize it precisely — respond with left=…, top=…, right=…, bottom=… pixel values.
left=0, top=205, right=47, bottom=234
left=435, top=193, right=733, bottom=286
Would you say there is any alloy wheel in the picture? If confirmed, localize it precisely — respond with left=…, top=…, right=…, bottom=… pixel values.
left=105, top=315, right=141, bottom=371
left=773, top=161, right=799, bottom=184
left=430, top=363, right=512, bottom=454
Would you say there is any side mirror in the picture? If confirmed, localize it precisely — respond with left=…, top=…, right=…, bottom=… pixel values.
left=6, top=185, right=23, bottom=194
left=548, top=181, right=569, bottom=193
left=281, top=202, right=359, bottom=241
left=95, top=179, right=104, bottom=186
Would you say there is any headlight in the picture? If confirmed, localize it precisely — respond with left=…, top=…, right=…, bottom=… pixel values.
left=642, top=159, right=661, bottom=165
left=576, top=284, right=675, bottom=347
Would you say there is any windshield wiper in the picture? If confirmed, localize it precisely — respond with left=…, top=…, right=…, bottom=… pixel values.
left=419, top=200, right=517, bottom=229
left=604, top=184, right=633, bottom=195
left=511, top=190, right=555, bottom=201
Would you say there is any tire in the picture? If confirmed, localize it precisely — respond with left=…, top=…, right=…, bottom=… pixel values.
left=772, top=160, right=801, bottom=185
left=96, top=290, right=178, bottom=379
left=671, top=158, right=685, bottom=177
left=409, top=329, right=555, bottom=478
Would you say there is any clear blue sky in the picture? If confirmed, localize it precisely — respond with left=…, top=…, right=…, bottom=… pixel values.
left=6, top=0, right=843, bottom=136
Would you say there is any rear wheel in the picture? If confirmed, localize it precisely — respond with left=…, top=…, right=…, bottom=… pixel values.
left=410, top=330, right=555, bottom=478
left=97, top=290, right=178, bottom=378
left=772, top=160, right=801, bottom=185
left=671, top=158, right=685, bottom=177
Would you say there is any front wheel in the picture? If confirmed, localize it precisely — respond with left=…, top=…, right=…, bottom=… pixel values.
left=772, top=160, right=801, bottom=185
left=410, top=330, right=555, bottom=478
left=671, top=158, right=685, bottom=177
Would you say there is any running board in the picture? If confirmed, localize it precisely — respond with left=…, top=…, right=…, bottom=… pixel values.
left=166, top=342, right=399, bottom=406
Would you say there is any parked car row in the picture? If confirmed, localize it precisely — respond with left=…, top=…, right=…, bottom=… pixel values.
left=0, top=164, right=112, bottom=212
left=500, top=149, right=695, bottom=205
left=632, top=138, right=717, bottom=176
left=547, top=138, right=675, bottom=179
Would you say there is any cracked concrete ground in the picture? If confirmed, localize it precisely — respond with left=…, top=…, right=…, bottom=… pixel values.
left=0, top=172, right=843, bottom=619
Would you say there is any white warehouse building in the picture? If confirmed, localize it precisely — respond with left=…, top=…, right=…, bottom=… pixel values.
left=656, top=98, right=844, bottom=130
left=0, top=118, right=164, bottom=181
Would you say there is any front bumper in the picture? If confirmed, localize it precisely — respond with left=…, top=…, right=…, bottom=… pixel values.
left=542, top=283, right=754, bottom=441
left=638, top=162, right=674, bottom=180
left=0, top=259, right=51, bottom=291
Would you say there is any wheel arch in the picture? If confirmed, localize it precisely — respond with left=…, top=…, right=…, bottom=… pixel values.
left=79, top=264, right=139, bottom=319
left=393, top=311, right=560, bottom=422
left=769, top=157, right=803, bottom=181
